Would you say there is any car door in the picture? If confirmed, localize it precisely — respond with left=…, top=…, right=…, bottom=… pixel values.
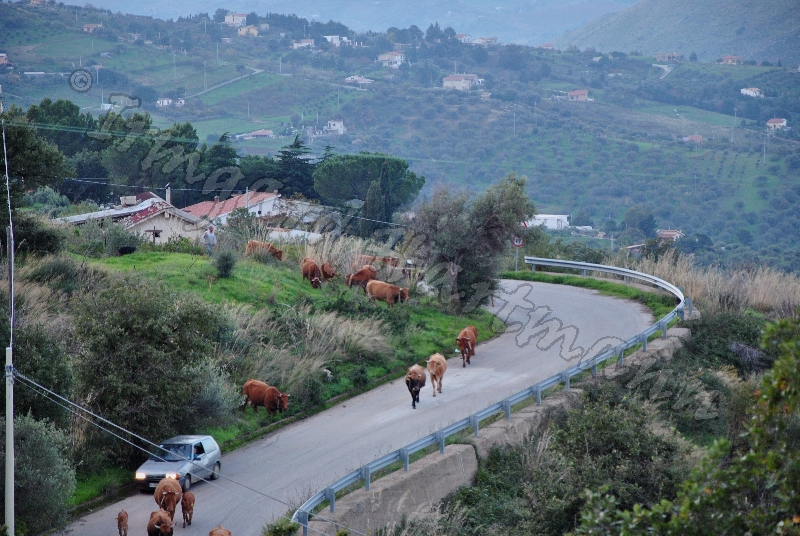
left=201, top=438, right=219, bottom=477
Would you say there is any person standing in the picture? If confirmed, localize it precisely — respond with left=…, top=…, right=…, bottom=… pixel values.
left=203, top=226, right=217, bottom=256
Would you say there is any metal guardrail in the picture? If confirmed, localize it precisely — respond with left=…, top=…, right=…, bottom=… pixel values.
left=292, top=258, right=686, bottom=533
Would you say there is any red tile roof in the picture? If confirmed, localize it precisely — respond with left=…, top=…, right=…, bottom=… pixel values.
left=182, top=191, right=279, bottom=220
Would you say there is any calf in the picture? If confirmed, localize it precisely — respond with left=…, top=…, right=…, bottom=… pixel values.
left=345, top=265, right=377, bottom=291
left=245, top=239, right=283, bottom=261
left=208, top=526, right=233, bottom=536
left=405, top=364, right=427, bottom=409
left=181, top=490, right=195, bottom=528
left=154, top=478, right=182, bottom=521
left=355, top=254, right=399, bottom=268
left=456, top=326, right=478, bottom=368
left=366, top=280, right=409, bottom=308
left=426, top=353, right=447, bottom=397
left=301, top=259, right=322, bottom=289
left=147, top=510, right=174, bottom=536
left=321, top=262, right=336, bottom=281
left=115, top=510, right=128, bottom=536
left=242, top=379, right=290, bottom=415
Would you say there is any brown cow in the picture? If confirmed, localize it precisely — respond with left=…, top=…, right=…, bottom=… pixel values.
left=115, top=510, right=128, bottom=536
left=321, top=262, right=336, bottom=281
left=241, top=379, right=290, bottom=415
left=181, top=490, right=195, bottom=528
left=208, top=525, right=233, bottom=536
left=154, top=478, right=182, bottom=521
left=345, top=265, right=377, bottom=290
left=366, top=280, right=409, bottom=308
left=301, top=259, right=322, bottom=289
left=405, top=364, right=427, bottom=409
left=355, top=254, right=399, bottom=268
left=456, top=326, right=478, bottom=368
left=426, top=353, right=447, bottom=397
left=146, top=510, right=174, bottom=536
left=245, top=239, right=283, bottom=261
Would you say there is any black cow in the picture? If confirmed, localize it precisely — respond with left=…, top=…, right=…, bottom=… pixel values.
left=404, top=364, right=426, bottom=409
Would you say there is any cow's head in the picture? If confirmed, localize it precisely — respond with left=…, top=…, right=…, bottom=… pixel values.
left=456, top=337, right=470, bottom=353
left=154, top=520, right=174, bottom=535
left=160, top=492, right=180, bottom=517
left=311, top=276, right=321, bottom=289
left=398, top=288, right=409, bottom=303
left=278, top=392, right=290, bottom=412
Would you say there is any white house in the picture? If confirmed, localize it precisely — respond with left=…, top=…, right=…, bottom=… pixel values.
left=741, top=87, right=763, bottom=98
left=224, top=13, right=247, bottom=27
left=156, top=98, right=173, bottom=107
left=323, top=35, right=350, bottom=47
left=377, top=51, right=404, bottom=68
left=442, top=74, right=483, bottom=90
left=345, top=75, right=373, bottom=85
left=454, top=34, right=471, bottom=43
left=767, top=118, right=787, bottom=130
left=182, top=191, right=281, bottom=225
left=292, top=39, right=315, bottom=49
left=323, top=120, right=346, bottom=135
left=526, top=215, right=570, bottom=229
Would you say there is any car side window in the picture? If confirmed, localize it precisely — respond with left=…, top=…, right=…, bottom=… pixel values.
left=194, top=443, right=205, bottom=456
left=201, top=438, right=217, bottom=454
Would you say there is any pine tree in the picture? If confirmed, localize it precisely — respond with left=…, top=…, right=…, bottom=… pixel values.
left=360, top=180, right=383, bottom=238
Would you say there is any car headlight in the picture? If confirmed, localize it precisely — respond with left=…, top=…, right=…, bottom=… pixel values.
left=135, top=472, right=146, bottom=480
left=165, top=473, right=180, bottom=480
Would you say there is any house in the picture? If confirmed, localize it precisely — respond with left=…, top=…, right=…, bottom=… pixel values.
left=224, top=13, right=247, bottom=27
left=525, top=215, right=569, bottom=229
left=344, top=75, right=373, bottom=85
left=175, top=98, right=185, bottom=107
left=259, top=23, right=270, bottom=31
left=292, top=39, right=315, bottom=50
left=568, top=89, right=589, bottom=101
left=221, top=37, right=233, bottom=44
left=455, top=34, right=471, bottom=43
left=100, top=51, right=112, bottom=58
left=323, top=120, right=346, bottom=135
left=767, top=118, right=787, bottom=130
left=721, top=55, right=743, bottom=65
left=472, top=36, right=498, bottom=46
left=741, top=87, right=763, bottom=98
left=537, top=43, right=554, bottom=50
left=129, top=33, right=142, bottom=41
left=655, top=52, right=680, bottom=63
left=183, top=191, right=281, bottom=225
left=657, top=229, right=685, bottom=241
left=83, top=23, right=102, bottom=33
left=323, top=35, right=350, bottom=47
left=625, top=243, right=645, bottom=254
left=238, top=25, right=259, bottom=37
left=442, top=73, right=483, bottom=90
left=237, top=129, right=275, bottom=140
left=377, top=51, right=404, bottom=68
left=681, top=134, right=703, bottom=143
left=0, top=53, right=9, bottom=65
left=59, top=191, right=206, bottom=245
left=156, top=98, right=173, bottom=107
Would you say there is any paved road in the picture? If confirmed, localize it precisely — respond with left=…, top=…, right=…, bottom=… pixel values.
left=61, top=280, right=652, bottom=536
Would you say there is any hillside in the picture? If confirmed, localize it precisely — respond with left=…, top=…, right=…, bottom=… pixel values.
left=553, top=0, right=800, bottom=64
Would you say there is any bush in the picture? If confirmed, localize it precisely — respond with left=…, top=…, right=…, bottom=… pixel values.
left=262, top=517, right=300, bottom=536
left=0, top=415, right=76, bottom=535
left=64, top=218, right=142, bottom=257
left=1, top=212, right=65, bottom=255
left=213, top=249, right=238, bottom=278
left=139, top=235, right=204, bottom=255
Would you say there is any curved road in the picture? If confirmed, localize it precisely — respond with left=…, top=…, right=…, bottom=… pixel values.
left=60, top=280, right=652, bottom=536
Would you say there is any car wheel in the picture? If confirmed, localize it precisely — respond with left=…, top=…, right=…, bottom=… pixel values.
left=182, top=475, right=191, bottom=492
left=211, top=462, right=220, bottom=480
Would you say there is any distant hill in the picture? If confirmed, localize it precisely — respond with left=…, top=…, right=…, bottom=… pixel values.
left=84, top=0, right=637, bottom=46
left=553, top=0, right=800, bottom=64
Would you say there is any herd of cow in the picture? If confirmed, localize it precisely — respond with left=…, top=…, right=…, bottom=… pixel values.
left=116, top=478, right=230, bottom=536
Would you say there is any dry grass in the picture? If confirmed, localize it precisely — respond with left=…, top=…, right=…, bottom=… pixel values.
left=606, top=250, right=800, bottom=317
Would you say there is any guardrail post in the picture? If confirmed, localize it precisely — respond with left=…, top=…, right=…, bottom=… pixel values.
left=325, top=487, right=336, bottom=513
left=686, top=297, right=693, bottom=317
left=400, top=448, right=409, bottom=472
left=561, top=371, right=570, bottom=392
left=640, top=333, right=647, bottom=352
left=591, top=359, right=597, bottom=378
left=535, top=385, right=542, bottom=405
left=582, top=269, right=587, bottom=276
left=361, top=466, right=371, bottom=491
left=435, top=431, right=446, bottom=454
left=678, top=306, right=684, bottom=321
left=297, top=510, right=309, bottom=536
left=660, top=320, right=667, bottom=339
left=625, top=276, right=630, bottom=283
left=617, top=346, right=625, bottom=366
left=501, top=400, right=511, bottom=420
left=470, top=414, right=480, bottom=437
left=531, top=263, right=536, bottom=272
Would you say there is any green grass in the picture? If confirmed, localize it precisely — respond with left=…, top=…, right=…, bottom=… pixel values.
left=71, top=466, right=131, bottom=506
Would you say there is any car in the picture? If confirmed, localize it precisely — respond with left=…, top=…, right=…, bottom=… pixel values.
left=135, top=435, right=221, bottom=492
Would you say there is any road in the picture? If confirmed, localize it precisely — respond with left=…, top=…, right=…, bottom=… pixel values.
left=61, top=279, right=652, bottom=536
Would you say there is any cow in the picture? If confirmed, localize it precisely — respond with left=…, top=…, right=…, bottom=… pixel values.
left=146, top=510, right=174, bottom=536
left=301, top=259, right=322, bottom=289
left=181, top=490, right=195, bottom=528
left=241, top=379, right=290, bottom=415
left=456, top=326, right=478, bottom=368
left=321, top=262, right=337, bottom=281
left=426, top=353, right=447, bottom=397
left=405, top=364, right=427, bottom=409
left=115, top=510, right=128, bottom=536
left=245, top=239, right=283, bottom=261
left=154, top=478, right=182, bottom=521
left=118, top=246, right=136, bottom=256
left=345, top=265, right=378, bottom=291
left=208, top=526, right=233, bottom=536
left=366, top=280, right=409, bottom=308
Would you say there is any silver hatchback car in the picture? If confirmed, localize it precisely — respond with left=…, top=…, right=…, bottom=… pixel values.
left=135, top=435, right=221, bottom=492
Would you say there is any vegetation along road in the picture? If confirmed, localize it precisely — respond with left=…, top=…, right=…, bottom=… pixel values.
left=61, top=279, right=652, bottom=536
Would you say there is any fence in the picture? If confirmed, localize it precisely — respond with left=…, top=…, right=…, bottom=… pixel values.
left=292, top=257, right=687, bottom=534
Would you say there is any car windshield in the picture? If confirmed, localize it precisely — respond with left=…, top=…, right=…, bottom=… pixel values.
left=151, top=444, right=191, bottom=462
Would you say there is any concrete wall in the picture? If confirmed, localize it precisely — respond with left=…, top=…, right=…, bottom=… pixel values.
left=304, top=326, right=691, bottom=535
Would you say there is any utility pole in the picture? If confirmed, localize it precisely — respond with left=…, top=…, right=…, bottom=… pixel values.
left=763, top=135, right=766, bottom=164
left=216, top=43, right=219, bottom=63
left=5, top=225, right=15, bottom=536
left=203, top=61, right=207, bottom=91
left=172, top=51, right=176, bottom=81
left=733, top=106, right=737, bottom=143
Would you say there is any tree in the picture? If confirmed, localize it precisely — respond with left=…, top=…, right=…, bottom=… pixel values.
left=359, top=180, right=383, bottom=238
left=25, top=98, right=97, bottom=157
left=275, top=135, right=317, bottom=199
left=412, top=173, right=535, bottom=307
left=623, top=204, right=657, bottom=238
left=689, top=51, right=698, bottom=62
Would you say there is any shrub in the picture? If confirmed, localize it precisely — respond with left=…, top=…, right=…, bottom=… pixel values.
left=139, top=235, right=204, bottom=255
left=1, top=212, right=65, bottom=255
left=262, top=517, right=300, bottom=536
left=213, top=250, right=238, bottom=278
left=64, top=218, right=142, bottom=257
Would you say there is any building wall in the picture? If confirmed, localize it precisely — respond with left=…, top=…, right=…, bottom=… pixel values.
left=130, top=213, right=204, bottom=245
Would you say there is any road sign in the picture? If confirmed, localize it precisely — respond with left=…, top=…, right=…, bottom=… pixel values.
left=512, top=234, right=524, bottom=248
